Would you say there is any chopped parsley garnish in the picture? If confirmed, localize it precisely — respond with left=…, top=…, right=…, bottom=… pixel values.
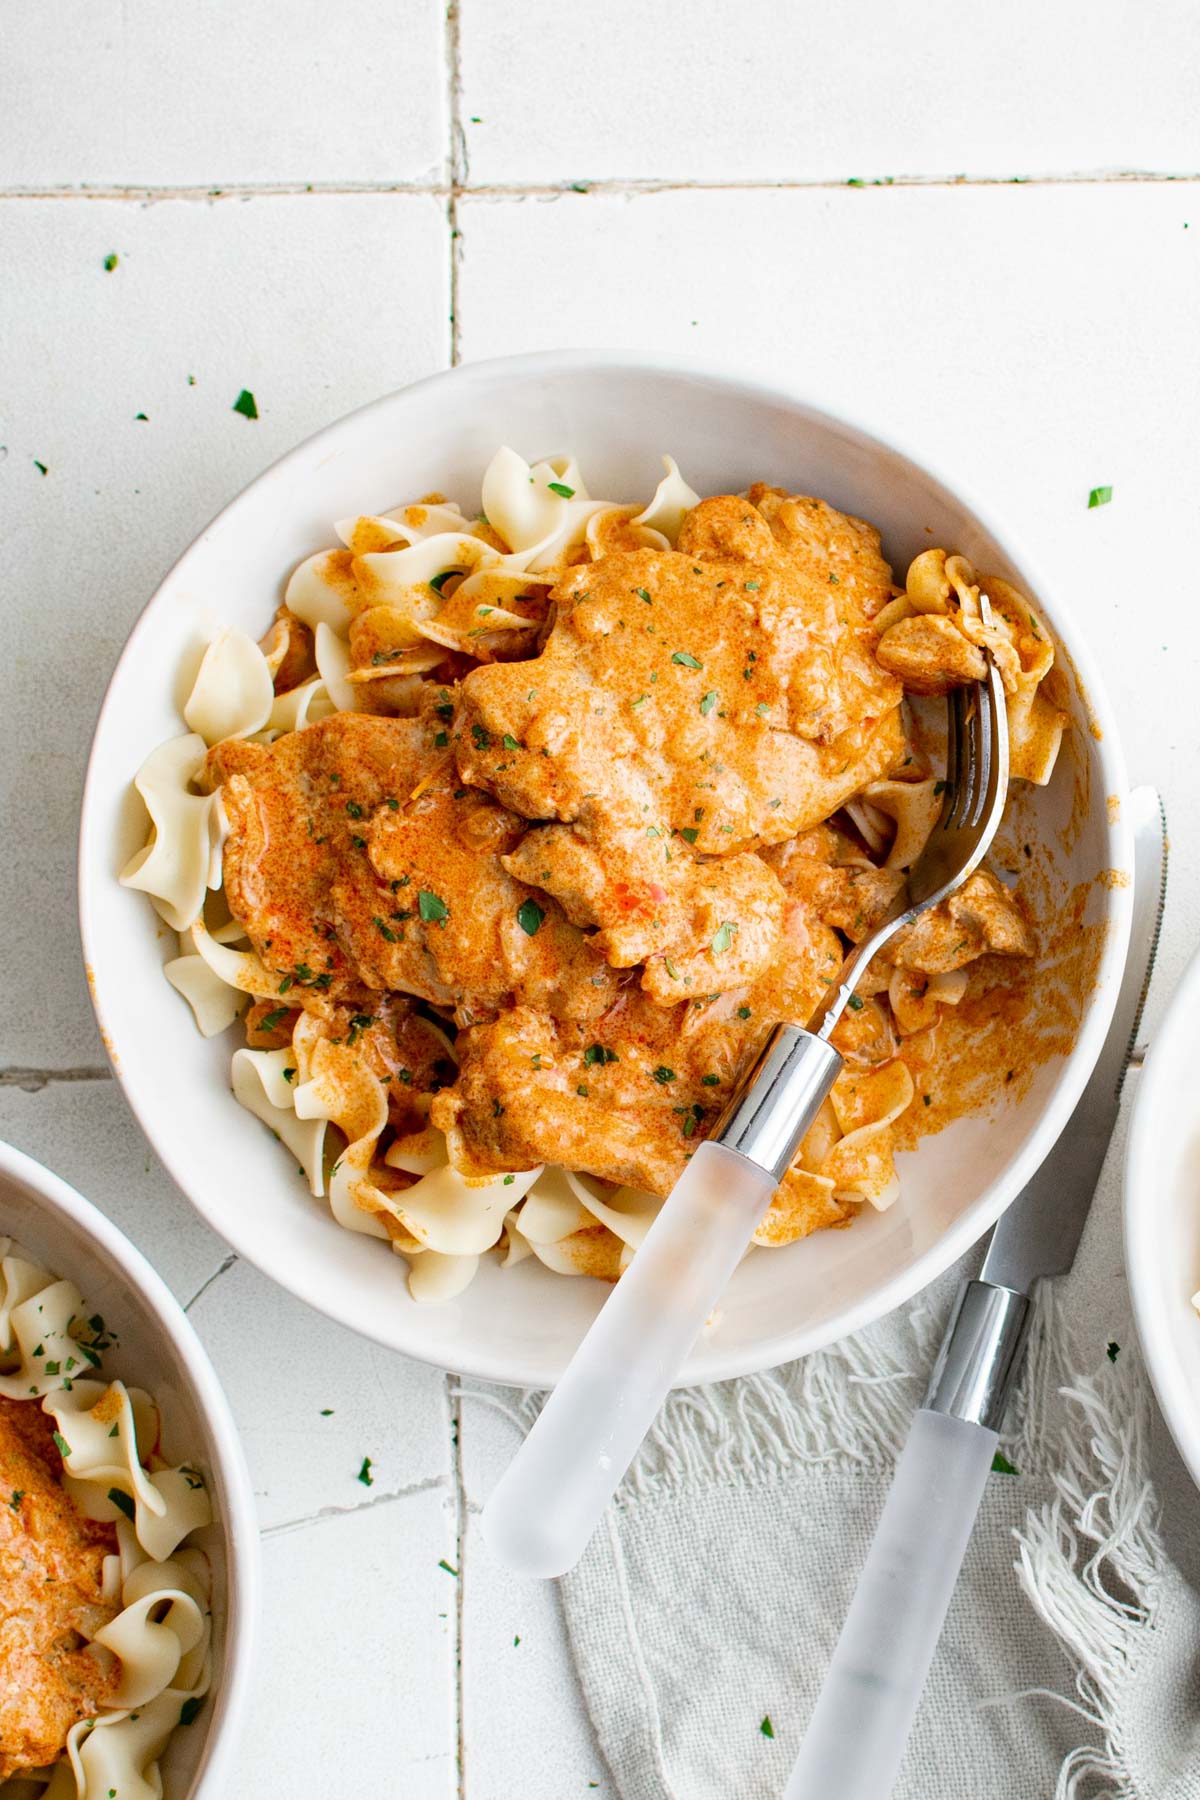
left=828, top=572, right=840, bottom=584
left=345, top=799, right=364, bottom=819
left=320, top=1408, right=334, bottom=1416
left=472, top=723, right=491, bottom=750
left=760, top=1716, right=775, bottom=1739
left=232, top=388, right=258, bottom=420
left=923, top=1093, right=932, bottom=1106
left=429, top=568, right=464, bottom=593
left=8, top=1490, right=23, bottom=1511
left=418, top=889, right=450, bottom=925
left=744, top=580, right=761, bottom=592
left=434, top=730, right=449, bottom=747
left=652, top=1066, right=676, bottom=1084
left=710, top=921, right=737, bottom=954
left=179, top=1697, right=204, bottom=1727
left=846, top=994, right=864, bottom=1012
left=260, top=1007, right=288, bottom=1033
left=635, top=587, right=653, bottom=604
left=991, top=1450, right=1018, bottom=1475
left=373, top=917, right=398, bottom=942
left=736, top=1004, right=752, bottom=1020
left=502, top=733, right=522, bottom=750
left=107, top=1487, right=136, bottom=1522
left=699, top=690, right=718, bottom=716
left=502, top=1174, right=515, bottom=1186
left=52, top=1432, right=72, bottom=1460
left=671, top=650, right=702, bottom=670
left=517, top=898, right=545, bottom=936
left=1087, top=485, right=1113, bottom=509
left=103, top=252, right=119, bottom=271
left=548, top=481, right=575, bottom=498
left=933, top=779, right=947, bottom=796
left=356, top=1457, right=374, bottom=1487
left=438, top=1558, right=459, bottom=1576
left=1107, top=1341, right=1120, bottom=1363
left=33, top=460, right=47, bottom=476
left=583, top=1043, right=618, bottom=1067
left=576, top=1083, right=589, bottom=1096
left=679, top=827, right=699, bottom=844
left=702, top=1073, right=720, bottom=1085
left=135, top=411, right=149, bottom=422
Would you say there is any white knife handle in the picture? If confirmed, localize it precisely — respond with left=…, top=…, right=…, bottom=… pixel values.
left=482, top=1140, right=778, bottom=1579
left=784, top=1408, right=998, bottom=1800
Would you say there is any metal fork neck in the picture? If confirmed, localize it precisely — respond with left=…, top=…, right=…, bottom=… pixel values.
left=713, top=1022, right=842, bottom=1182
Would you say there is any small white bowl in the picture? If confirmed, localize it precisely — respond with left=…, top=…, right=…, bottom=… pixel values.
left=0, top=1139, right=259, bottom=1796
left=79, top=351, right=1133, bottom=1387
left=1125, top=946, right=1200, bottom=1489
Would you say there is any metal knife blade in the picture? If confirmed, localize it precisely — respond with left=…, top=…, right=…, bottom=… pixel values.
left=979, top=785, right=1167, bottom=1293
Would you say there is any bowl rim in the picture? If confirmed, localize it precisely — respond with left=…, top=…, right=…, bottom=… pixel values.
left=1124, top=943, right=1200, bottom=1491
left=78, top=348, right=1134, bottom=1386
left=0, top=1138, right=260, bottom=1796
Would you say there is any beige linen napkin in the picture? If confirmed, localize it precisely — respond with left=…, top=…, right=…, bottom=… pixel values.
left=532, top=1090, right=1200, bottom=1798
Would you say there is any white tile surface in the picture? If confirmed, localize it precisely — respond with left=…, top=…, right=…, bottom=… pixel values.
left=0, top=0, right=447, bottom=188
left=0, top=1077, right=229, bottom=1303
left=5, top=12, right=1200, bottom=1795
left=0, top=191, right=448, bottom=1069
left=243, top=1495, right=458, bottom=1799
left=188, top=1256, right=452, bottom=1533
left=459, top=1386, right=612, bottom=1796
left=460, top=0, right=1200, bottom=185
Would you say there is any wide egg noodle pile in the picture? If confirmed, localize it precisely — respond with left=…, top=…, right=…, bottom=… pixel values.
left=0, top=1239, right=212, bottom=1797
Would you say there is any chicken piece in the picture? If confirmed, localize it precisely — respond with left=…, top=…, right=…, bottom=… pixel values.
left=454, top=492, right=904, bottom=861
left=888, top=870, right=1034, bottom=974
left=746, top=484, right=898, bottom=621
left=874, top=614, right=988, bottom=694
left=763, top=830, right=906, bottom=943
left=431, top=891, right=842, bottom=1195
left=502, top=825, right=784, bottom=1000
left=208, top=710, right=619, bottom=1026
left=0, top=1399, right=117, bottom=1781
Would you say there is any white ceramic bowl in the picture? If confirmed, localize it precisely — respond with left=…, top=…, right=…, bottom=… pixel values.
left=80, top=351, right=1133, bottom=1387
left=0, top=1139, right=258, bottom=1795
left=1125, top=946, right=1200, bottom=1489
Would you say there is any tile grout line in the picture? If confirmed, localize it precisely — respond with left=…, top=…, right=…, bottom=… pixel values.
left=182, top=1250, right=238, bottom=1313
left=261, top=1474, right=449, bottom=1539
left=0, top=169, right=1197, bottom=204
left=0, top=1066, right=111, bottom=1091
left=446, top=1371, right=467, bottom=1800
left=446, top=0, right=466, bottom=367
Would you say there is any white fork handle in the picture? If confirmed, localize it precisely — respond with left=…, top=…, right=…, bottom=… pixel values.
left=482, top=1140, right=778, bottom=1578
left=784, top=1408, right=998, bottom=1800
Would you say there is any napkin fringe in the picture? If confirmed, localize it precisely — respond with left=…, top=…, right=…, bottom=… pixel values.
left=577, top=1318, right=923, bottom=1507
left=1014, top=1291, right=1163, bottom=1800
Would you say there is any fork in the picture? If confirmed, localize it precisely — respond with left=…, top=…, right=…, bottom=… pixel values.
left=483, top=612, right=1010, bottom=1580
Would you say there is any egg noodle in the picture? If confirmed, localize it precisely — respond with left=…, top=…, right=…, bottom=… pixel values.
left=120, top=450, right=1068, bottom=1302
left=0, top=1240, right=212, bottom=1797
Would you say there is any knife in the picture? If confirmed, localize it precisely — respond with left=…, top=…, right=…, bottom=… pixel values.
left=783, top=785, right=1167, bottom=1800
